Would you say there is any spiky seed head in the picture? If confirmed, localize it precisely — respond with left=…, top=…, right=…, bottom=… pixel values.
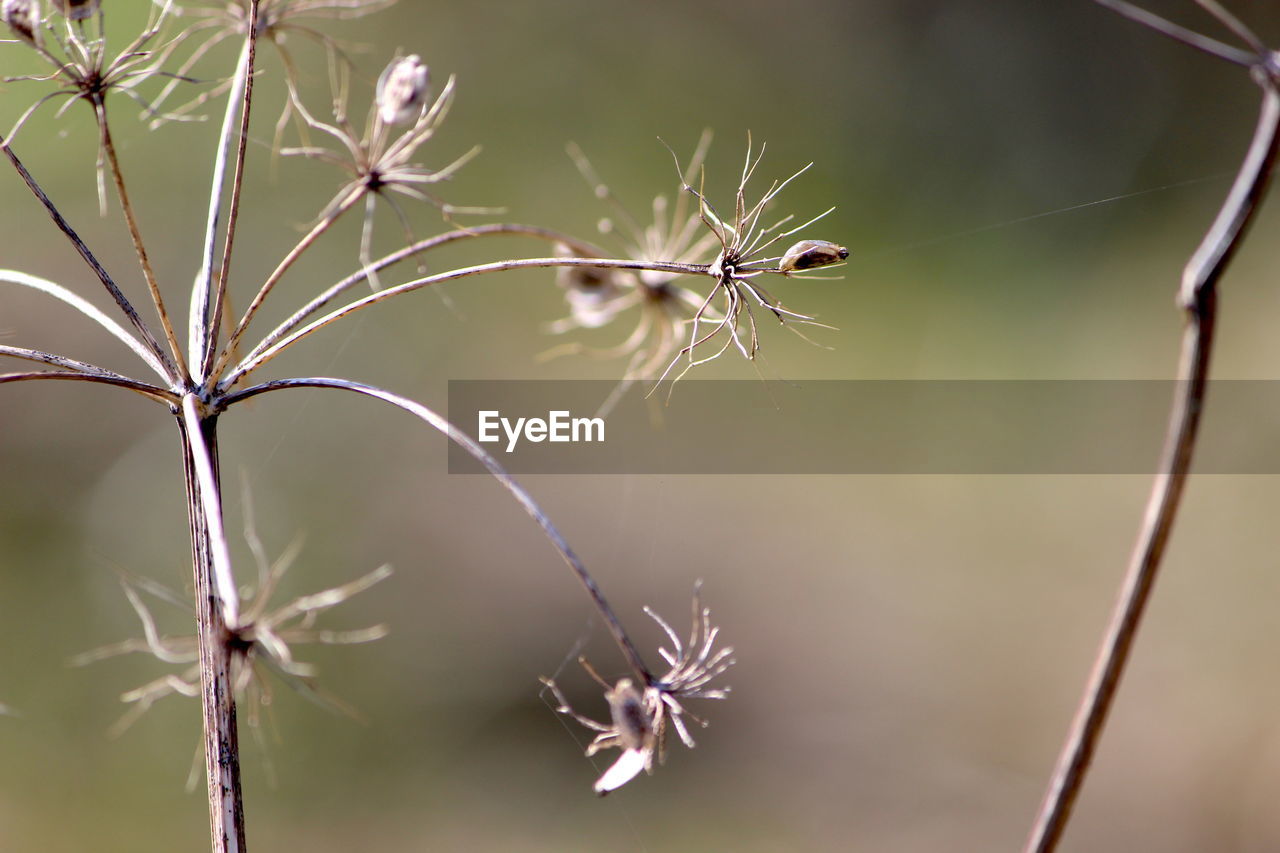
left=52, top=0, right=95, bottom=19
left=376, top=54, right=431, bottom=125
left=779, top=239, right=848, bottom=273
left=2, top=0, right=39, bottom=43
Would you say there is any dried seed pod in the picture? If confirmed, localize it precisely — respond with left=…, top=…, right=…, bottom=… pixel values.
left=2, top=0, right=39, bottom=43
left=52, top=0, right=95, bottom=20
left=779, top=239, right=849, bottom=273
left=376, top=54, right=431, bottom=125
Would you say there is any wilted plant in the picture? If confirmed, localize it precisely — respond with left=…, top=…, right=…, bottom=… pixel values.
left=0, top=1, right=844, bottom=850
left=542, top=582, right=734, bottom=795
left=542, top=132, right=728, bottom=382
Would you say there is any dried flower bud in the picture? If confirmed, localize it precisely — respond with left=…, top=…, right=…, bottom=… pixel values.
left=376, top=54, right=431, bottom=125
left=52, top=0, right=95, bottom=20
left=2, top=0, right=39, bottom=43
left=779, top=239, right=848, bottom=273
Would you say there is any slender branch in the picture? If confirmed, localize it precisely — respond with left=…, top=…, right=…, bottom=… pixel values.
left=0, top=269, right=173, bottom=381
left=217, top=376, right=655, bottom=683
left=213, top=184, right=366, bottom=381
left=0, top=368, right=176, bottom=402
left=204, top=0, right=262, bottom=379
left=98, top=101, right=189, bottom=382
left=1094, top=0, right=1259, bottom=68
left=1025, top=79, right=1280, bottom=853
left=0, top=138, right=179, bottom=383
left=0, top=343, right=174, bottom=399
left=180, top=394, right=241, bottom=629
left=191, top=38, right=252, bottom=381
left=232, top=224, right=612, bottom=378
left=220, top=256, right=708, bottom=388
left=0, top=344, right=125, bottom=376
left=176, top=413, right=246, bottom=853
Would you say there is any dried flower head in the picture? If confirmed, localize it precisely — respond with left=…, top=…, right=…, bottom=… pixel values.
left=285, top=59, right=488, bottom=288
left=543, top=134, right=726, bottom=381
left=2, top=0, right=38, bottom=43
left=541, top=582, right=734, bottom=795
left=72, top=539, right=391, bottom=736
left=656, top=133, right=840, bottom=383
left=376, top=53, right=430, bottom=125
left=146, top=0, right=397, bottom=136
left=3, top=1, right=182, bottom=213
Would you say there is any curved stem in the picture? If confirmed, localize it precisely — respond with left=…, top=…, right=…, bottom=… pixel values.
left=221, top=256, right=708, bottom=388
left=98, top=100, right=189, bottom=383
left=1093, top=0, right=1259, bottom=68
left=0, top=343, right=173, bottom=397
left=0, top=137, right=178, bottom=384
left=233, top=224, right=612, bottom=378
left=217, top=376, right=654, bottom=684
left=0, top=269, right=173, bottom=382
left=1025, top=81, right=1280, bottom=853
left=0, top=368, right=176, bottom=402
left=212, top=184, right=365, bottom=382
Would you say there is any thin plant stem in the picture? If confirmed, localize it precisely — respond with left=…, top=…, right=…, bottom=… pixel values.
left=1094, top=0, right=1258, bottom=68
left=221, top=256, right=708, bottom=388
left=0, top=269, right=172, bottom=381
left=181, top=394, right=242, bottom=629
left=218, top=376, right=655, bottom=684
left=0, top=369, right=176, bottom=402
left=205, top=0, right=262, bottom=380
left=211, top=185, right=365, bottom=381
left=1024, top=80, right=1280, bottom=853
left=177, top=412, right=247, bottom=853
left=98, top=101, right=190, bottom=382
left=192, top=38, right=252, bottom=380
left=0, top=343, right=157, bottom=386
left=233, top=224, right=611, bottom=380
left=0, top=138, right=179, bottom=384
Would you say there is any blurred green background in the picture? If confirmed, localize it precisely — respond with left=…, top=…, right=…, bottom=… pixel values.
left=4, top=1, right=1280, bottom=850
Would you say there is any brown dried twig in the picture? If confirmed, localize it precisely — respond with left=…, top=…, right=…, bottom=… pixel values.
left=1026, top=3, right=1280, bottom=851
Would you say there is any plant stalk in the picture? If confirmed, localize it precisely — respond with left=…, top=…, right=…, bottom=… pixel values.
left=178, top=413, right=247, bottom=853
left=1024, top=81, right=1280, bottom=853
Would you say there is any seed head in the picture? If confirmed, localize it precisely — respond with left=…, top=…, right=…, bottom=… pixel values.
left=541, top=582, right=734, bottom=795
left=52, top=0, right=95, bottom=20
left=779, top=239, right=848, bottom=273
left=2, top=0, right=39, bottom=43
left=376, top=54, right=431, bottom=125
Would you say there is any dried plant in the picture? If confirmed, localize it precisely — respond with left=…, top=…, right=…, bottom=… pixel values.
left=71, top=542, right=391, bottom=737
left=0, top=2, right=843, bottom=849
left=1024, top=2, right=1280, bottom=852
left=281, top=53, right=488, bottom=290
left=4, top=1, right=183, bottom=213
left=545, top=132, right=846, bottom=387
left=541, top=133, right=727, bottom=382
left=542, top=583, right=734, bottom=795
left=146, top=0, right=396, bottom=141
left=653, top=133, right=845, bottom=384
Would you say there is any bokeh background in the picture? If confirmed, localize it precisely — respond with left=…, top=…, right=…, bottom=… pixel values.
left=4, top=1, right=1280, bottom=850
